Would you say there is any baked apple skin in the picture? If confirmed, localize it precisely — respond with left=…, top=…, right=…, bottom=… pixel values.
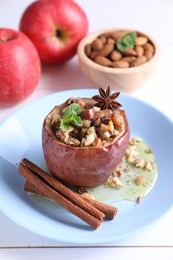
left=42, top=99, right=130, bottom=187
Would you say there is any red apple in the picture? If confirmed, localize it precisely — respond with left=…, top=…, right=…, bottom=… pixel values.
left=42, top=98, right=130, bottom=187
left=19, top=0, right=89, bottom=65
left=0, top=28, right=41, bottom=107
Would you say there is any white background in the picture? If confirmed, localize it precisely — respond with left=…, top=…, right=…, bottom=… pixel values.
left=0, top=0, right=173, bottom=259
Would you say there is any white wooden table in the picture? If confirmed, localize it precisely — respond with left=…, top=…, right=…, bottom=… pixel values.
left=0, top=0, right=173, bottom=259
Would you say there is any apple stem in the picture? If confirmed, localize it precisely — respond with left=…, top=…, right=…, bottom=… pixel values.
left=55, top=29, right=64, bottom=39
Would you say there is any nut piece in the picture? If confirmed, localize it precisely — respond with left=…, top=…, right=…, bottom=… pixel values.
left=145, top=50, right=154, bottom=60
left=131, top=56, right=147, bottom=67
left=109, top=30, right=129, bottom=40
left=91, top=38, right=103, bottom=51
left=94, top=56, right=112, bottom=66
left=98, top=35, right=107, bottom=45
left=145, top=161, right=154, bottom=171
left=90, top=51, right=98, bottom=60
left=134, top=159, right=146, bottom=168
left=85, top=44, right=91, bottom=56
left=110, top=50, right=122, bottom=61
left=135, top=175, right=145, bottom=185
left=121, top=56, right=136, bottom=62
left=135, top=46, right=144, bottom=57
left=106, top=176, right=123, bottom=189
left=81, top=192, right=96, bottom=201
left=107, top=38, right=115, bottom=44
left=98, top=43, right=114, bottom=57
left=128, top=137, right=142, bottom=145
left=136, top=36, right=148, bottom=46
left=124, top=48, right=137, bottom=56
left=112, top=61, right=129, bottom=68
left=143, top=42, right=155, bottom=53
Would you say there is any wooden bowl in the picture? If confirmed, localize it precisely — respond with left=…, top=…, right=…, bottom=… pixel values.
left=77, top=29, right=160, bottom=93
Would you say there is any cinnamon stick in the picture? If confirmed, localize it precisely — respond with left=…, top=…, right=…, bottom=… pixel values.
left=24, top=180, right=118, bottom=220
left=18, top=159, right=104, bottom=229
left=82, top=196, right=118, bottom=220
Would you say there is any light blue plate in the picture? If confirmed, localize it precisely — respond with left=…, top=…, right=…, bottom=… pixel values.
left=0, top=89, right=173, bottom=244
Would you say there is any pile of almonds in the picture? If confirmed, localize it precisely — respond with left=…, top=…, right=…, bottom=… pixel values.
left=84, top=30, right=155, bottom=68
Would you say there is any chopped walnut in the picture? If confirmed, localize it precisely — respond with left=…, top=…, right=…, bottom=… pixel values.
left=93, top=106, right=101, bottom=112
left=56, top=127, right=80, bottom=146
left=83, top=132, right=95, bottom=146
left=135, top=175, right=145, bottom=185
left=134, top=159, right=146, bottom=168
left=127, top=157, right=135, bottom=164
left=67, top=136, right=80, bottom=146
left=113, top=170, right=122, bottom=177
left=145, top=147, right=153, bottom=154
left=81, top=192, right=95, bottom=201
left=125, top=145, right=139, bottom=158
left=113, top=162, right=123, bottom=176
left=128, top=137, right=143, bottom=145
left=124, top=167, right=129, bottom=172
left=93, top=138, right=103, bottom=147
left=83, top=126, right=97, bottom=146
left=108, top=120, right=114, bottom=132
left=112, top=113, right=123, bottom=131
left=145, top=160, right=154, bottom=171
left=82, top=119, right=91, bottom=128
left=100, top=123, right=109, bottom=132
left=102, top=131, right=111, bottom=139
left=106, top=176, right=123, bottom=189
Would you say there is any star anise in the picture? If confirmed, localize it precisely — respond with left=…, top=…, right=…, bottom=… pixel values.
left=92, top=86, right=122, bottom=111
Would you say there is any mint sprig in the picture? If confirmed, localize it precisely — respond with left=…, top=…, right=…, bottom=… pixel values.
left=60, top=103, right=83, bottom=131
left=117, top=32, right=137, bottom=52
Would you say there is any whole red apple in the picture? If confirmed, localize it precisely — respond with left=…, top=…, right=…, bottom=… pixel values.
left=19, top=0, right=88, bottom=65
left=0, top=28, right=41, bottom=107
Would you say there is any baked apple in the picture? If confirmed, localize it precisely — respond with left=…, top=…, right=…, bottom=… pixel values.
left=42, top=87, right=130, bottom=187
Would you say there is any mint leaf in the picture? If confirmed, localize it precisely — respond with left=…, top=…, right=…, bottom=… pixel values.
left=60, top=121, right=70, bottom=131
left=70, top=115, right=83, bottom=126
left=63, top=103, right=82, bottom=118
left=117, top=32, right=137, bottom=52
left=60, top=103, right=83, bottom=131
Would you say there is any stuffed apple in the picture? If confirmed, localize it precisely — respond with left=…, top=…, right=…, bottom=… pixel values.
left=42, top=87, right=130, bottom=187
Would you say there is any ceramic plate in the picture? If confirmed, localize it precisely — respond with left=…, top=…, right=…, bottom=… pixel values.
left=0, top=89, right=173, bottom=244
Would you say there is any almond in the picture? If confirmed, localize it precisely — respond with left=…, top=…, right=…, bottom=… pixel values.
left=124, top=48, right=137, bottom=56
left=130, top=56, right=147, bottom=67
left=136, top=36, right=148, bottom=46
left=85, top=44, right=92, bottom=57
left=91, top=38, right=104, bottom=51
left=112, top=60, right=130, bottom=68
left=98, top=35, right=107, bottom=45
left=143, top=42, right=155, bottom=53
left=94, top=56, right=112, bottom=66
left=135, top=46, right=144, bottom=57
left=121, top=56, right=136, bottom=62
left=144, top=50, right=154, bottom=60
left=107, top=38, right=116, bottom=44
left=109, top=30, right=129, bottom=40
left=98, top=43, right=114, bottom=57
left=89, top=51, right=98, bottom=60
left=110, top=50, right=122, bottom=61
